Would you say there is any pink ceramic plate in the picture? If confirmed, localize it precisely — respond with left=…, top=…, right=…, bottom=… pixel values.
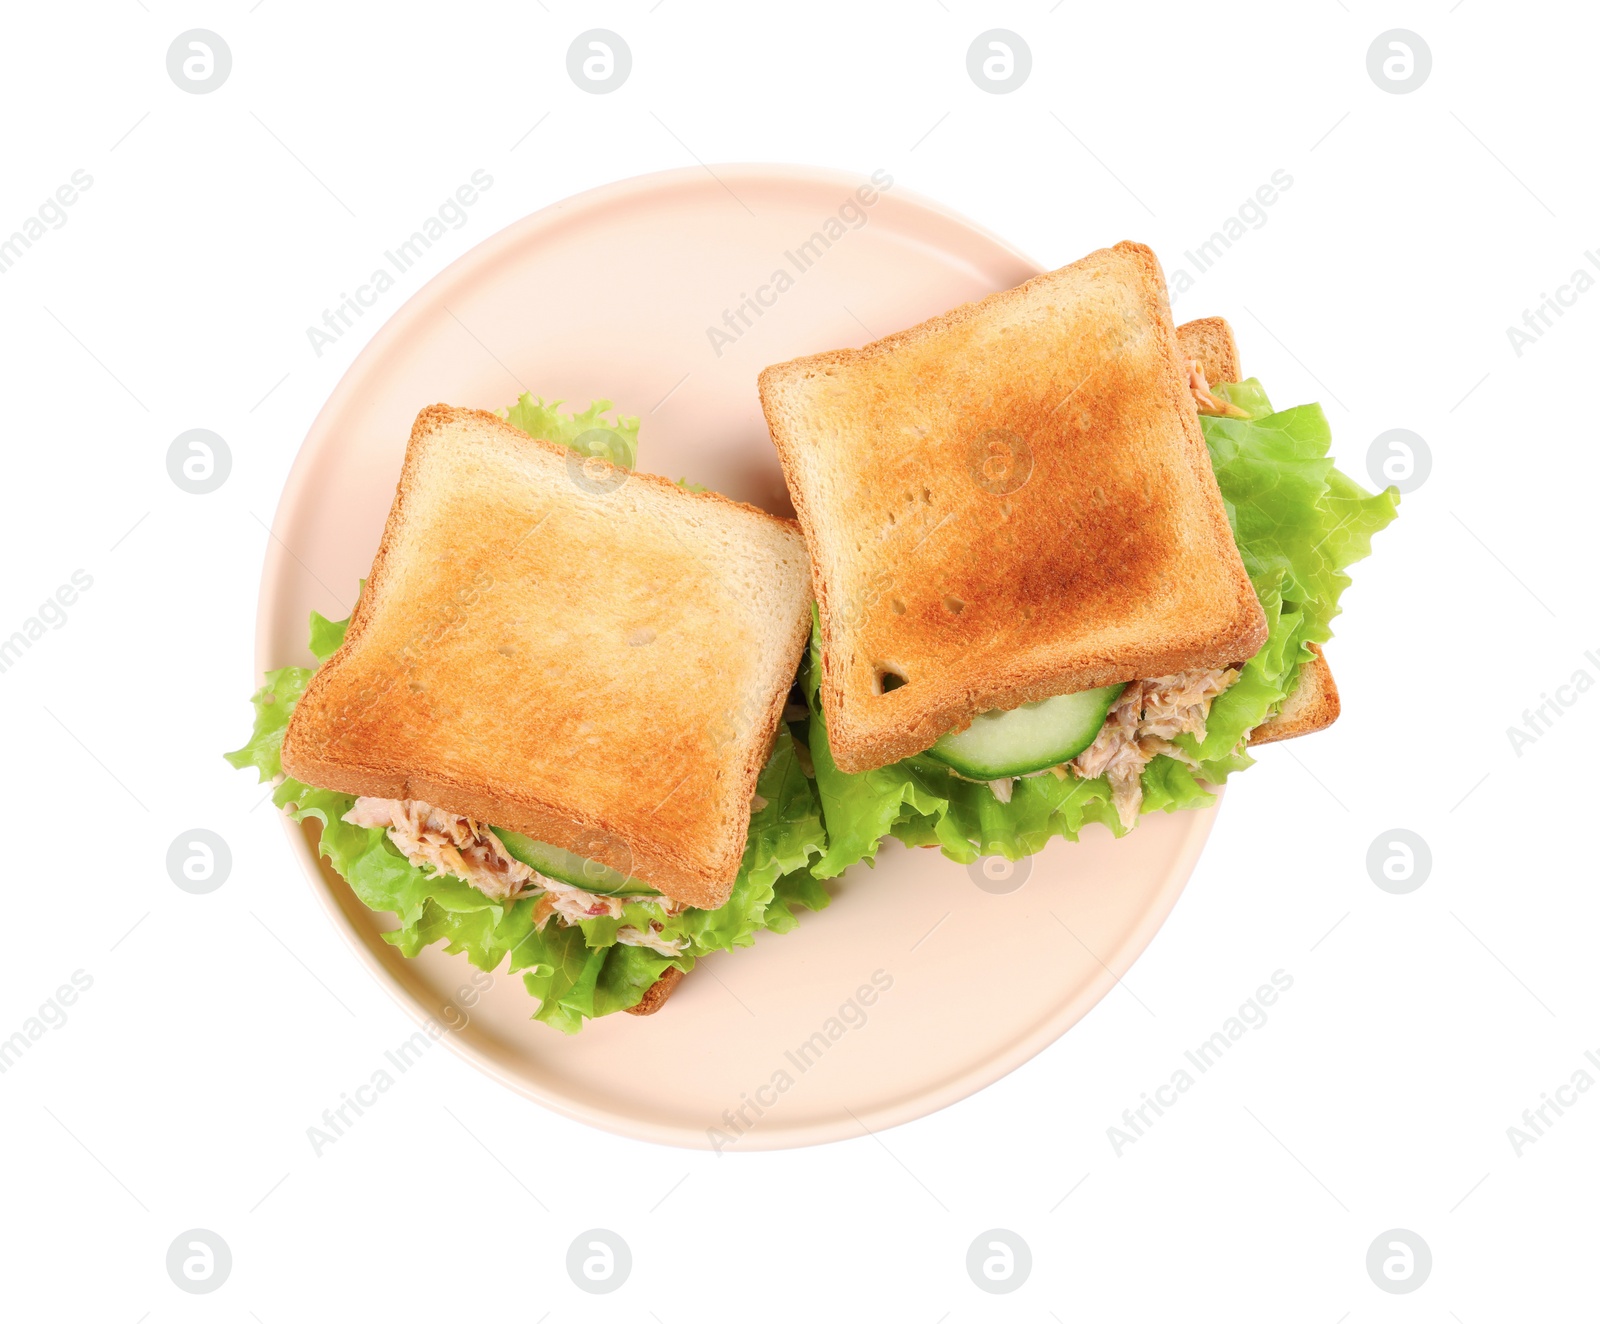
left=257, top=165, right=1219, bottom=1149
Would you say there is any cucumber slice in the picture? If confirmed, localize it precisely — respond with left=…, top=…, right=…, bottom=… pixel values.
left=490, top=829, right=661, bottom=896
left=926, top=684, right=1125, bottom=779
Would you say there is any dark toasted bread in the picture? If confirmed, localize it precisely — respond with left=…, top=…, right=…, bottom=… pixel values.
left=624, top=966, right=685, bottom=1016
left=760, top=242, right=1267, bottom=773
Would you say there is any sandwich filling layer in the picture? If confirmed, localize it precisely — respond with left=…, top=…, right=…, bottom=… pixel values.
left=1067, top=668, right=1237, bottom=828
left=344, top=797, right=688, bottom=956
left=947, top=667, right=1236, bottom=829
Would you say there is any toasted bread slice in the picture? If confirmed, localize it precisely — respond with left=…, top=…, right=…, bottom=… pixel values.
left=280, top=405, right=813, bottom=910
left=760, top=242, right=1267, bottom=774
left=1174, top=314, right=1342, bottom=745
left=624, top=965, right=685, bottom=1016
left=1249, top=642, right=1339, bottom=744
left=1174, top=315, right=1241, bottom=387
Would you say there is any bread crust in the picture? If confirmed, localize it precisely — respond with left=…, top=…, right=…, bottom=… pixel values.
left=1175, top=315, right=1241, bottom=386
left=280, top=404, right=813, bottom=910
left=761, top=243, right=1267, bottom=774
left=1249, top=642, right=1340, bottom=744
left=624, top=965, right=685, bottom=1016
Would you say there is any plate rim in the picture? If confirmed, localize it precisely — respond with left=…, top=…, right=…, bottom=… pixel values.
left=253, top=162, right=1218, bottom=1150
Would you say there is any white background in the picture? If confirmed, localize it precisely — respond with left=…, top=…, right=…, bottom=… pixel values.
left=2, top=2, right=1595, bottom=1319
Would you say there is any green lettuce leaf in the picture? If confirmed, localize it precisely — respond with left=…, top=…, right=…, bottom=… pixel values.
left=307, top=609, right=349, bottom=663
left=223, top=666, right=312, bottom=782
left=221, top=610, right=346, bottom=781
left=806, top=626, right=953, bottom=875
left=503, top=395, right=640, bottom=469
left=1184, top=380, right=1400, bottom=776
left=804, top=377, right=1399, bottom=874
left=805, top=616, right=1131, bottom=875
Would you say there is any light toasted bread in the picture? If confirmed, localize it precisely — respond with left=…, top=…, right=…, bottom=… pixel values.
left=760, top=242, right=1267, bottom=774
left=1174, top=314, right=1342, bottom=745
left=1174, top=314, right=1241, bottom=387
left=280, top=405, right=814, bottom=910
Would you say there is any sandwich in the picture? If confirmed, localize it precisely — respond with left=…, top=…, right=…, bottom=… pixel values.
left=229, top=400, right=829, bottom=1031
left=759, top=242, right=1397, bottom=876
